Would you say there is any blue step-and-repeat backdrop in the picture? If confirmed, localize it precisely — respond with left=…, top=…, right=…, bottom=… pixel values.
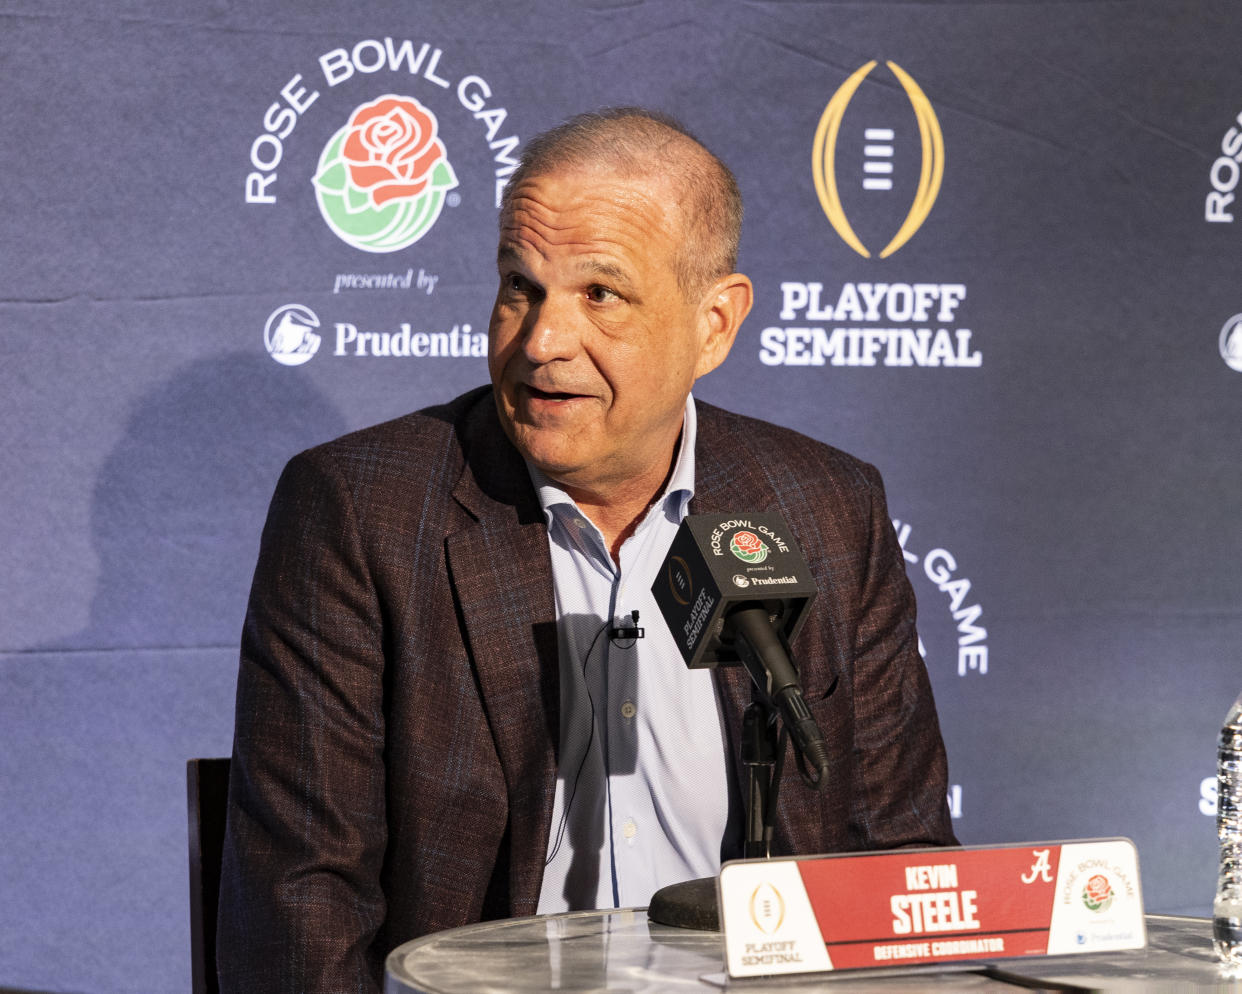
left=2, top=2, right=1240, bottom=991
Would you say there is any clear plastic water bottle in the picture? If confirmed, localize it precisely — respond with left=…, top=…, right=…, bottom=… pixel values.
left=1216, top=690, right=1242, bottom=972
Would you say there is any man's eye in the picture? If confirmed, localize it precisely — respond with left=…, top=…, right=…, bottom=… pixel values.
left=587, top=285, right=619, bottom=303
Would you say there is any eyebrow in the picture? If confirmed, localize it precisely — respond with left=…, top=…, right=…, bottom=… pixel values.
left=576, top=259, right=629, bottom=286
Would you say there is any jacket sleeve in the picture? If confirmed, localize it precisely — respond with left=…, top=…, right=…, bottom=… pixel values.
left=845, top=462, right=958, bottom=850
left=217, top=448, right=389, bottom=994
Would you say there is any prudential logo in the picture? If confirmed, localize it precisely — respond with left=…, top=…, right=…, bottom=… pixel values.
left=312, top=95, right=459, bottom=253
left=264, top=304, right=322, bottom=366
left=1220, top=313, right=1242, bottom=372
left=813, top=61, right=944, bottom=259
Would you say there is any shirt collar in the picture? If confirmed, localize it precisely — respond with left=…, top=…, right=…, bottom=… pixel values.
left=528, top=393, right=697, bottom=529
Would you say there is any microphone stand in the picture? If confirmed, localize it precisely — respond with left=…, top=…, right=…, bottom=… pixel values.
left=742, top=698, right=785, bottom=859
left=647, top=691, right=793, bottom=931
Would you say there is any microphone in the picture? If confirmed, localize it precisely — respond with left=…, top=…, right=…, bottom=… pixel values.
left=608, top=609, right=644, bottom=643
left=728, top=603, right=831, bottom=783
left=651, top=512, right=830, bottom=783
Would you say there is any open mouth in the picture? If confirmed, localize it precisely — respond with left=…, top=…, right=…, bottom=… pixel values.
left=526, top=385, right=585, bottom=402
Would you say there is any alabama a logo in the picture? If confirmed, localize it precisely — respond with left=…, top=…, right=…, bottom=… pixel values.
left=313, top=94, right=459, bottom=252
left=813, top=61, right=944, bottom=259
left=1021, top=849, right=1054, bottom=884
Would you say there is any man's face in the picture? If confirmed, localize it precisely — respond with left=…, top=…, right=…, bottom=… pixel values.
left=488, top=165, right=718, bottom=499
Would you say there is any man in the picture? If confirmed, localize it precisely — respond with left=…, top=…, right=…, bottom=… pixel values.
left=218, top=108, right=955, bottom=992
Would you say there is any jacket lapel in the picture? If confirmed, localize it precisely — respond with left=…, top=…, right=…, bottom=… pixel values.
left=444, top=399, right=558, bottom=916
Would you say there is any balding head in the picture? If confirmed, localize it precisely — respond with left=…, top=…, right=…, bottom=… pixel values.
left=499, top=108, right=743, bottom=296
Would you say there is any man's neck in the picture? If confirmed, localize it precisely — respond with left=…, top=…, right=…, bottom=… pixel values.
left=532, top=399, right=695, bottom=563
left=558, top=455, right=677, bottom=563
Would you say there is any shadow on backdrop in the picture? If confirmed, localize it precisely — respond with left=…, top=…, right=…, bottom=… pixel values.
left=72, top=351, right=349, bottom=650
left=3, top=353, right=348, bottom=994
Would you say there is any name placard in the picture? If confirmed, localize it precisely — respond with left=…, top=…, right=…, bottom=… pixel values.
left=718, top=839, right=1145, bottom=977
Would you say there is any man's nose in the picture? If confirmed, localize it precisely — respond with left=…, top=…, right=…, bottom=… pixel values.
left=521, top=296, right=582, bottom=363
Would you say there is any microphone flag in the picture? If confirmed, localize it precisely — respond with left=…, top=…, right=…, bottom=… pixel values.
left=652, top=512, right=818, bottom=670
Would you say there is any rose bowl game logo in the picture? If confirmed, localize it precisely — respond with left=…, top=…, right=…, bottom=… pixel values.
left=313, top=94, right=459, bottom=253
left=730, top=530, right=770, bottom=564
left=1081, top=874, right=1115, bottom=913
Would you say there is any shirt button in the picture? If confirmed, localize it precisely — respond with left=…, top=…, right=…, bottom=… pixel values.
left=622, top=819, right=638, bottom=839
left=621, top=700, right=637, bottom=719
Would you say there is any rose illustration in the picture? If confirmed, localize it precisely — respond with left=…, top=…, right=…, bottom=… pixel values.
left=1081, top=873, right=1114, bottom=912
left=341, top=96, right=448, bottom=208
left=734, top=532, right=764, bottom=555
left=313, top=95, right=458, bottom=253
left=730, top=530, right=769, bottom=563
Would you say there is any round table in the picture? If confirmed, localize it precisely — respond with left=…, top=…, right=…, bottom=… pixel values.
left=385, top=910, right=1241, bottom=992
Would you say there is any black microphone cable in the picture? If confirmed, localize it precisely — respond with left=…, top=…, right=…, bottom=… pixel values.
left=543, top=608, right=643, bottom=866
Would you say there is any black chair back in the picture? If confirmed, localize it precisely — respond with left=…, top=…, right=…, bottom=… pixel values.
left=187, top=757, right=230, bottom=994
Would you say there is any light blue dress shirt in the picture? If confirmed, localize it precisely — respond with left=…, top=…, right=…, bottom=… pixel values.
left=531, top=395, right=738, bottom=912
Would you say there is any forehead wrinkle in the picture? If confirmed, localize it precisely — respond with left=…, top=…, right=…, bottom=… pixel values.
left=507, top=173, right=674, bottom=237
left=497, top=173, right=686, bottom=299
left=499, top=212, right=595, bottom=265
left=511, top=205, right=654, bottom=248
left=499, top=213, right=654, bottom=280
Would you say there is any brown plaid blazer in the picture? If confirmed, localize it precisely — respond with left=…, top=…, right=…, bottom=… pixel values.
left=217, top=386, right=955, bottom=992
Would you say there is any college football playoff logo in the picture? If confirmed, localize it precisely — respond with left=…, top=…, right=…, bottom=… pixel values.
left=749, top=882, right=786, bottom=935
left=813, top=61, right=944, bottom=259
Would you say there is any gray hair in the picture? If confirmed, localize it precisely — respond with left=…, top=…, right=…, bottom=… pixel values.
left=499, top=107, right=743, bottom=295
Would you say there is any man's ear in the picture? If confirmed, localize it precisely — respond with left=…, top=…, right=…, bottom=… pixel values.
left=694, top=272, right=753, bottom=379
